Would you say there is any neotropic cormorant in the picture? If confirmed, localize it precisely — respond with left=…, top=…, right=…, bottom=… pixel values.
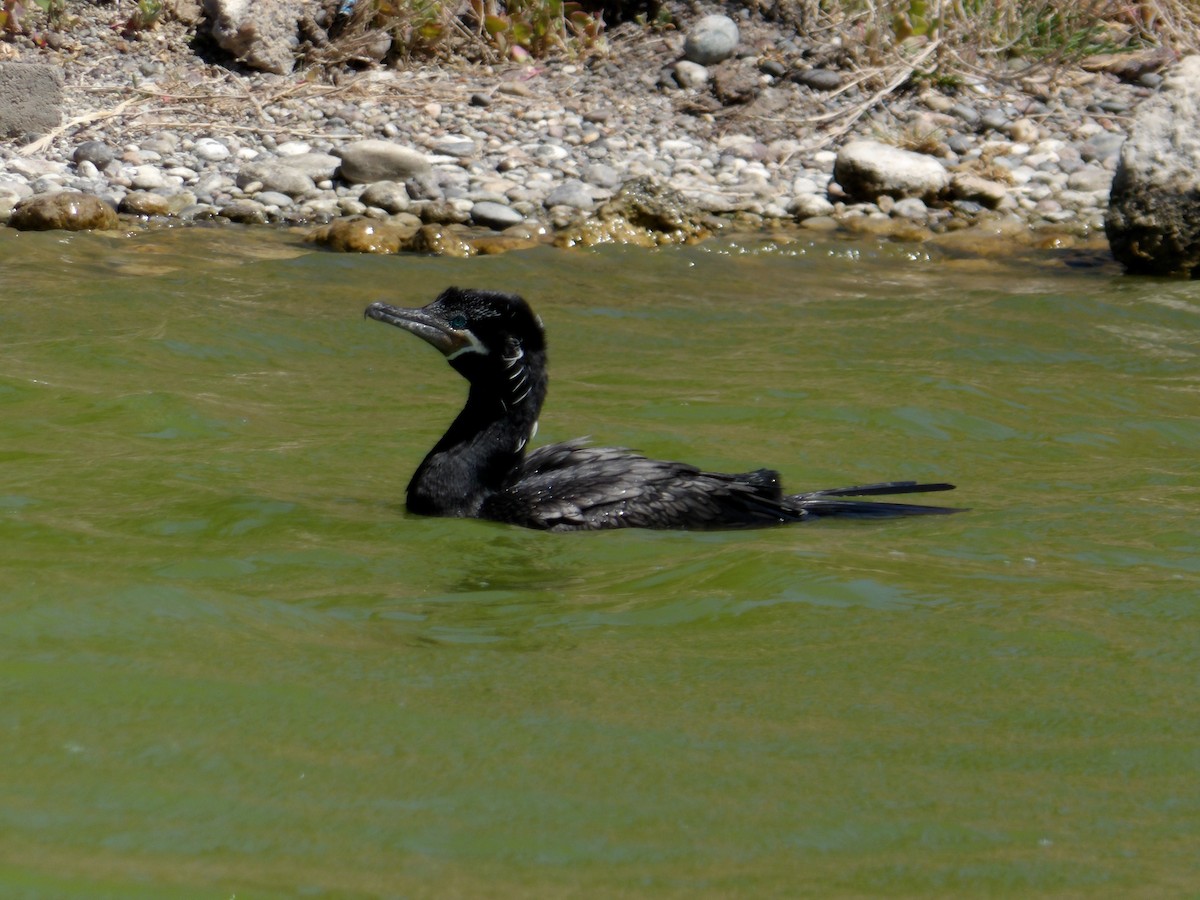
left=365, top=287, right=960, bottom=531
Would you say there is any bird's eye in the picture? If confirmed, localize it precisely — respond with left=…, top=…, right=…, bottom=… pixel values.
left=448, top=315, right=468, bottom=330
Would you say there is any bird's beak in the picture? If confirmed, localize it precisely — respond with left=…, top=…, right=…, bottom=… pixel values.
left=365, top=302, right=469, bottom=357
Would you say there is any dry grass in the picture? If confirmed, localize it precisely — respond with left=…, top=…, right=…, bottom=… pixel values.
left=749, top=0, right=1200, bottom=150
left=770, top=0, right=1200, bottom=76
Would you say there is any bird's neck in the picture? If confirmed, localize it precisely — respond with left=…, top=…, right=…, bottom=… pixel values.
left=407, top=352, right=547, bottom=518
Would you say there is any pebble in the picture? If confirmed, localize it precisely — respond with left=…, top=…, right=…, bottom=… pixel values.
left=979, top=108, right=1009, bottom=131
left=194, top=138, right=231, bottom=162
left=673, top=61, right=709, bottom=90
left=360, top=181, right=410, bottom=213
left=73, top=140, right=116, bottom=168
left=433, top=137, right=477, bottom=158
left=794, top=68, right=842, bottom=91
left=544, top=180, right=594, bottom=210
left=471, top=200, right=525, bottom=229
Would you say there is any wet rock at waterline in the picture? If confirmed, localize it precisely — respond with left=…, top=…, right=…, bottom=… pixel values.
left=308, top=216, right=415, bottom=254
left=9, top=192, right=118, bottom=231
left=119, top=191, right=174, bottom=217
left=1106, top=55, right=1200, bottom=276
left=556, top=177, right=712, bottom=248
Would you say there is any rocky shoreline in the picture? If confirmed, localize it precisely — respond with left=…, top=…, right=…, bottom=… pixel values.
left=0, top=1, right=1158, bottom=255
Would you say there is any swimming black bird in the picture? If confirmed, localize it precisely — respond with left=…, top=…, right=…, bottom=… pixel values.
left=365, top=287, right=959, bottom=531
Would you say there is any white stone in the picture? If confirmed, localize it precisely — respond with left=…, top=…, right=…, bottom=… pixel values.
left=194, top=138, right=231, bottom=162
left=832, top=140, right=949, bottom=202
left=275, top=141, right=312, bottom=156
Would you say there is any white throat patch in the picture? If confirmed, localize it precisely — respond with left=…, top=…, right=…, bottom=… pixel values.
left=445, top=330, right=488, bottom=361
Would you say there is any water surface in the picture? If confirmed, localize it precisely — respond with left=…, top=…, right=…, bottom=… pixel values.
left=0, top=225, right=1196, bottom=896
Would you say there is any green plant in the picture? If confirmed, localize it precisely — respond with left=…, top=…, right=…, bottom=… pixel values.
left=125, top=0, right=164, bottom=32
left=479, top=0, right=601, bottom=57
left=1, top=0, right=26, bottom=34
left=374, top=0, right=449, bottom=57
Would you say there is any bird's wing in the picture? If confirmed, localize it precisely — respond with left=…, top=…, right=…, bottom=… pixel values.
left=480, top=440, right=801, bottom=531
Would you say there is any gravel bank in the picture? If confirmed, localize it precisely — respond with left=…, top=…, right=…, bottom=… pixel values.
left=0, top=1, right=1152, bottom=252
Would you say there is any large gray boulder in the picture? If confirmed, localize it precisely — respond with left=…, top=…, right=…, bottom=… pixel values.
left=202, top=0, right=307, bottom=74
left=833, top=140, right=949, bottom=203
left=0, top=63, right=62, bottom=138
left=1106, top=56, right=1200, bottom=276
left=335, top=141, right=432, bottom=184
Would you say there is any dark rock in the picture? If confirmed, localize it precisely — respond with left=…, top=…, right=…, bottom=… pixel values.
left=758, top=58, right=787, bottom=78
left=470, top=201, right=525, bottom=229
left=1106, top=56, right=1200, bottom=276
left=219, top=200, right=270, bottom=224
left=73, top=140, right=117, bottom=169
left=556, top=177, right=711, bottom=248
left=793, top=68, right=841, bottom=91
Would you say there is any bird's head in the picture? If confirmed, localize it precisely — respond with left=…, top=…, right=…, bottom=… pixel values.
left=366, top=287, right=547, bottom=404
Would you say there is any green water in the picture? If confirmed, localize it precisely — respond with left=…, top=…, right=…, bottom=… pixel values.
left=0, top=225, right=1196, bottom=897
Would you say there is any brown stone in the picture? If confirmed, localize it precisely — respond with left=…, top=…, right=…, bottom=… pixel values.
left=307, top=216, right=413, bottom=254
left=119, top=191, right=173, bottom=217
left=407, top=225, right=474, bottom=258
left=9, top=192, right=118, bottom=231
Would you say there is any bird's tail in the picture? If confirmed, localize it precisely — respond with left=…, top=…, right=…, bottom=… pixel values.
left=790, top=481, right=962, bottom=518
